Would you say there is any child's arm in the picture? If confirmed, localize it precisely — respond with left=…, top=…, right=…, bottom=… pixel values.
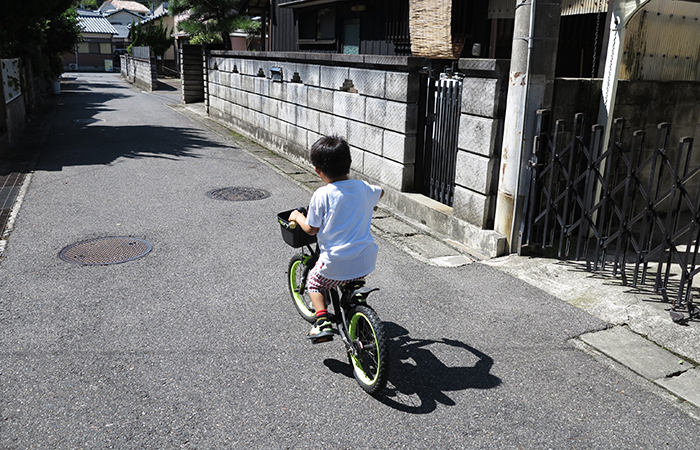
left=288, top=209, right=320, bottom=236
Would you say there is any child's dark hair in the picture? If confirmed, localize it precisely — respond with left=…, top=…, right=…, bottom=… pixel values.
left=310, top=136, right=351, bottom=179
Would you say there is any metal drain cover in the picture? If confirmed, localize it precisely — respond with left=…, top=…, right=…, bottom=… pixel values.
left=59, top=237, right=153, bottom=265
left=207, top=187, right=270, bottom=201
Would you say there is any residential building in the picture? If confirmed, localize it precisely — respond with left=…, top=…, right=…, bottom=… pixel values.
left=104, top=8, right=146, bottom=51
left=63, top=9, right=118, bottom=72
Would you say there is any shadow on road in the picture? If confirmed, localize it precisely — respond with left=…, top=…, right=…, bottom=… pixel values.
left=34, top=78, right=231, bottom=171
left=324, top=322, right=500, bottom=413
left=36, top=124, right=223, bottom=171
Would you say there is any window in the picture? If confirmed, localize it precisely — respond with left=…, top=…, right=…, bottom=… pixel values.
left=77, top=43, right=90, bottom=53
left=316, top=7, right=335, bottom=40
left=299, top=6, right=336, bottom=42
left=100, top=43, right=112, bottom=54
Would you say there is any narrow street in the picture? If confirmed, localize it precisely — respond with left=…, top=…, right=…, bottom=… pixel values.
left=0, top=72, right=697, bottom=449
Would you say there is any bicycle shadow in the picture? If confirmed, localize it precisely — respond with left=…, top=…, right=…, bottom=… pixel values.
left=323, top=322, right=501, bottom=413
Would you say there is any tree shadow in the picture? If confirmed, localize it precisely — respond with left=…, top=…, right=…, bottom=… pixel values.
left=36, top=124, right=222, bottom=171
left=30, top=77, right=233, bottom=171
left=324, top=322, right=501, bottom=413
left=61, top=77, right=132, bottom=92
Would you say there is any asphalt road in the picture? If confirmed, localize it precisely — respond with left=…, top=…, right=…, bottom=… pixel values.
left=1, top=72, right=698, bottom=449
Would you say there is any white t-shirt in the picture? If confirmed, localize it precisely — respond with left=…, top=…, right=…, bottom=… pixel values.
left=306, top=179, right=383, bottom=280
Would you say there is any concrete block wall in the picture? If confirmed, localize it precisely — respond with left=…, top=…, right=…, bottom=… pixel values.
left=120, top=55, right=157, bottom=92
left=454, top=59, right=510, bottom=230
left=205, top=51, right=426, bottom=192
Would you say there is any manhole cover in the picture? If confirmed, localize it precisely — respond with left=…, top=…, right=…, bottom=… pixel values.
left=207, top=187, right=270, bottom=201
left=59, top=237, right=153, bottom=265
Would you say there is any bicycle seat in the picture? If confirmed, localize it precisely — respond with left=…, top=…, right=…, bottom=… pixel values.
left=341, top=280, right=366, bottom=293
left=353, top=286, right=379, bottom=299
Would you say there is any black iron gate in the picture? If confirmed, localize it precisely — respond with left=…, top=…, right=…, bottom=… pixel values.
left=523, top=110, right=700, bottom=322
left=417, top=72, right=462, bottom=206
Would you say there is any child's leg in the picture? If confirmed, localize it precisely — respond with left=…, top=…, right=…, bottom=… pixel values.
left=310, top=291, right=326, bottom=319
left=306, top=265, right=333, bottom=341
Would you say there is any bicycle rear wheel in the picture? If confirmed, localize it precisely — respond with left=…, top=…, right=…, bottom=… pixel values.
left=347, top=305, right=388, bottom=394
left=288, top=254, right=316, bottom=323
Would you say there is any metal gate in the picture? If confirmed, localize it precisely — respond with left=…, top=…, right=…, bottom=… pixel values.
left=418, top=72, right=463, bottom=206
left=523, top=110, right=700, bottom=321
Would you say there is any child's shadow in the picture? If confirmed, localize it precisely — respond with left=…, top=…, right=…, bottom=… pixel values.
left=323, top=322, right=501, bottom=413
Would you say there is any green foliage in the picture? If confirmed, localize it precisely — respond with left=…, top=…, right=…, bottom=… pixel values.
left=169, top=0, right=259, bottom=50
left=0, top=0, right=81, bottom=78
left=72, top=0, right=102, bottom=8
left=128, top=19, right=172, bottom=57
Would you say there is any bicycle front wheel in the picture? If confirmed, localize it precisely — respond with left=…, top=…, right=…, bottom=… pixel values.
left=347, top=305, right=388, bottom=394
left=288, top=254, right=316, bottom=323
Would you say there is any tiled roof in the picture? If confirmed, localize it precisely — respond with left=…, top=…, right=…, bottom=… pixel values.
left=141, top=8, right=169, bottom=24
left=78, top=11, right=119, bottom=35
left=104, top=9, right=145, bottom=21
left=112, top=24, right=131, bottom=39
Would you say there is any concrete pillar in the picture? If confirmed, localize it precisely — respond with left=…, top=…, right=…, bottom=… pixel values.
left=494, top=0, right=562, bottom=253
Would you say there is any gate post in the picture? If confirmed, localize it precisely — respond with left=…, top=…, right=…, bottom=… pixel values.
left=180, top=45, right=204, bottom=104
left=494, top=0, right=562, bottom=253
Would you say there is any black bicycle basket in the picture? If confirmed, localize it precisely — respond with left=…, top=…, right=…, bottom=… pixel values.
left=277, top=209, right=317, bottom=248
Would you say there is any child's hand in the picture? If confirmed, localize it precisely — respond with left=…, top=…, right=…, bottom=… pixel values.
left=288, top=209, right=304, bottom=223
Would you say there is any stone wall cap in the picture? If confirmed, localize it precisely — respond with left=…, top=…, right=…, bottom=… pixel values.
left=458, top=59, right=510, bottom=78
left=208, top=50, right=428, bottom=71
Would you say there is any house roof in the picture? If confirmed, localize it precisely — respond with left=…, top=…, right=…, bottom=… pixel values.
left=104, top=9, right=145, bottom=23
left=141, top=6, right=170, bottom=25
left=77, top=9, right=119, bottom=35
left=100, top=0, right=151, bottom=15
left=112, top=24, right=131, bottom=39
left=153, top=3, right=169, bottom=16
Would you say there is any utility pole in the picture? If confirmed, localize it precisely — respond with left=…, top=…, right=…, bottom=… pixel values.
left=494, top=0, right=562, bottom=254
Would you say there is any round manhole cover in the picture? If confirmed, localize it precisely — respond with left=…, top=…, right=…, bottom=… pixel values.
left=59, top=237, right=153, bottom=265
left=207, top=187, right=270, bottom=201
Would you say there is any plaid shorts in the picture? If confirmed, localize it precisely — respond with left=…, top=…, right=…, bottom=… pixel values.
left=306, top=261, right=365, bottom=293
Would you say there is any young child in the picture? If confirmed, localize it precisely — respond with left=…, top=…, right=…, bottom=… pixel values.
left=288, top=136, right=384, bottom=342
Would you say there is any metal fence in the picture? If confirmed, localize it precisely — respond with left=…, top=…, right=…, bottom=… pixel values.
left=523, top=110, right=700, bottom=321
left=421, top=75, right=462, bottom=206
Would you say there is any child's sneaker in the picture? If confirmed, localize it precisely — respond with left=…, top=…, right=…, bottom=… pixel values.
left=307, top=320, right=333, bottom=343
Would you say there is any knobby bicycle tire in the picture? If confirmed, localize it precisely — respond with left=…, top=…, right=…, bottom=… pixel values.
left=347, top=305, right=388, bottom=394
left=287, top=254, right=316, bottom=323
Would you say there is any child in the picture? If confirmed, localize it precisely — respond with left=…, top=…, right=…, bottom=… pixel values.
left=288, top=136, right=384, bottom=342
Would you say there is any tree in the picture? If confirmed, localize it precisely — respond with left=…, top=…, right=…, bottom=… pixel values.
left=1, top=0, right=82, bottom=77
left=71, top=0, right=103, bottom=8
left=169, top=0, right=259, bottom=50
left=128, top=18, right=172, bottom=71
left=44, top=8, right=84, bottom=76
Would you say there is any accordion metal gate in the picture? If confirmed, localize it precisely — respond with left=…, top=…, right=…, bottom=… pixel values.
left=523, top=110, right=700, bottom=322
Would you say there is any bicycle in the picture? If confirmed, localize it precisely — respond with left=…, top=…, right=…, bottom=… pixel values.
left=277, top=208, right=389, bottom=394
